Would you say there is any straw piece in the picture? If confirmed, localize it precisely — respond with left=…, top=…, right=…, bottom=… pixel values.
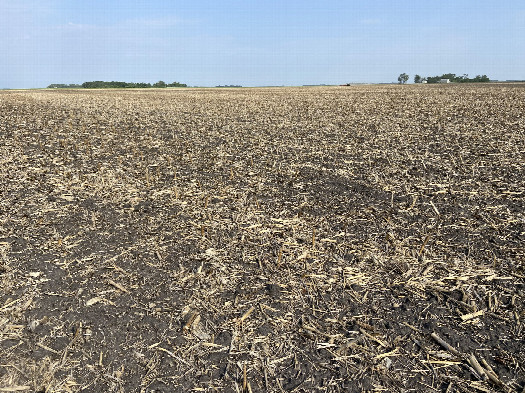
left=468, top=354, right=488, bottom=381
left=430, top=333, right=461, bottom=357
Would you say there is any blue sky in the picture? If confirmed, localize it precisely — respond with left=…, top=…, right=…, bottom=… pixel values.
left=1, top=0, right=524, bottom=88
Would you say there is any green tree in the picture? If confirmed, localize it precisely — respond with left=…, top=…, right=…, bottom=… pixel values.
left=167, top=81, right=187, bottom=87
left=473, top=75, right=490, bottom=82
left=153, top=81, right=167, bottom=88
left=414, top=74, right=422, bottom=84
left=398, top=73, right=409, bottom=84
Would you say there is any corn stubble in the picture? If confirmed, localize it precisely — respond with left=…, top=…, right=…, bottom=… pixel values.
left=0, top=85, right=524, bottom=392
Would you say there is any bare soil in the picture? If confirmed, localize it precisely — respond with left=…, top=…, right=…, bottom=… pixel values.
left=0, top=85, right=524, bottom=392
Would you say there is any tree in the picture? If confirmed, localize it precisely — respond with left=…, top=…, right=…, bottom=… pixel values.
left=473, top=75, right=490, bottom=82
left=414, top=74, right=422, bottom=84
left=167, top=81, right=187, bottom=87
left=398, top=73, right=409, bottom=84
left=47, top=83, right=81, bottom=88
left=153, top=81, right=167, bottom=88
left=442, top=73, right=456, bottom=81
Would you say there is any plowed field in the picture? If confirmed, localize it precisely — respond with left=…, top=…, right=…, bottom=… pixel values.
left=1, top=85, right=524, bottom=392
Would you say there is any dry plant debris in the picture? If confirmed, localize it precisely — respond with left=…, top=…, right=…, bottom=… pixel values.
left=0, top=85, right=524, bottom=392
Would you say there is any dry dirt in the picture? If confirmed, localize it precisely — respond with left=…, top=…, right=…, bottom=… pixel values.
left=0, top=85, right=524, bottom=392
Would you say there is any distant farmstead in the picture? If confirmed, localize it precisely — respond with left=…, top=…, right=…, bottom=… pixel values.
left=438, top=79, right=451, bottom=84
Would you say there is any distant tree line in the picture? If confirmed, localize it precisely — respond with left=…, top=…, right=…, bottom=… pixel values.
left=47, top=83, right=82, bottom=88
left=414, top=73, right=490, bottom=84
left=80, top=81, right=187, bottom=88
left=215, top=85, right=242, bottom=88
left=46, top=81, right=187, bottom=89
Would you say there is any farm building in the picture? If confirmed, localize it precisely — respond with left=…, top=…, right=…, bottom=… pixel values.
left=438, top=79, right=451, bottom=83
